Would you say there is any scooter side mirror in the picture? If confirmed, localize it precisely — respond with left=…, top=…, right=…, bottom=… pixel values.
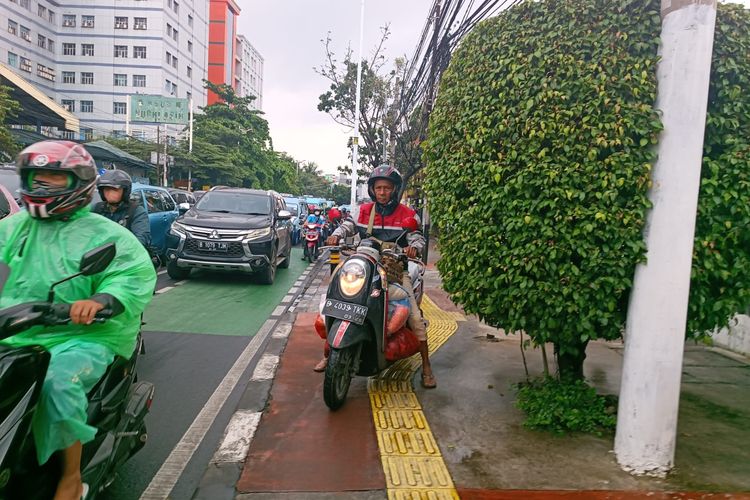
left=0, top=262, right=10, bottom=296
left=79, top=243, right=117, bottom=276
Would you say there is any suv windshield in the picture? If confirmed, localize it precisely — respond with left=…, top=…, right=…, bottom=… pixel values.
left=195, top=191, right=271, bottom=215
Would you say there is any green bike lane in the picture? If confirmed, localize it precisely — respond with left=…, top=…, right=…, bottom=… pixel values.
left=107, top=247, right=310, bottom=500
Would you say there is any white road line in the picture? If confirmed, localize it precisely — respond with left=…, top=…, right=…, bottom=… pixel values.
left=281, top=294, right=294, bottom=304
left=271, top=305, right=286, bottom=317
left=157, top=269, right=167, bottom=276
left=210, top=410, right=262, bottom=464
left=155, top=286, right=174, bottom=294
left=140, top=318, right=277, bottom=500
left=289, top=286, right=300, bottom=295
left=250, top=354, right=279, bottom=381
left=174, top=280, right=187, bottom=286
left=272, top=322, right=292, bottom=339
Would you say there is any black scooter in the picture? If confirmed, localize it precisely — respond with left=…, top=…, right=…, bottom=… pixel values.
left=320, top=230, right=425, bottom=411
left=0, top=243, right=154, bottom=499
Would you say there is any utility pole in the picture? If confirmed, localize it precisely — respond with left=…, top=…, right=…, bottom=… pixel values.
left=615, top=0, right=717, bottom=476
left=421, top=0, right=441, bottom=264
left=350, top=0, right=365, bottom=218
left=162, top=123, right=168, bottom=187
left=156, top=125, right=161, bottom=185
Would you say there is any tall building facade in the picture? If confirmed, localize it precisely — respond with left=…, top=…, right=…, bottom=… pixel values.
left=236, top=34, right=262, bottom=111
left=207, top=0, right=238, bottom=105
left=0, top=0, right=209, bottom=141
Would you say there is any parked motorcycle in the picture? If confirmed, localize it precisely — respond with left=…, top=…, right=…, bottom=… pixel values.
left=303, top=221, right=323, bottom=263
left=0, top=243, right=154, bottom=499
left=318, top=221, right=425, bottom=410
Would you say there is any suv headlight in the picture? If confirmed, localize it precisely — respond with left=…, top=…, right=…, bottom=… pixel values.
left=170, top=222, right=186, bottom=237
left=339, top=259, right=367, bottom=297
left=242, top=227, right=272, bottom=241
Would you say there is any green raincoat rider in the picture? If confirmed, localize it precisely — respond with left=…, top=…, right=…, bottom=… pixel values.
left=0, top=141, right=156, bottom=500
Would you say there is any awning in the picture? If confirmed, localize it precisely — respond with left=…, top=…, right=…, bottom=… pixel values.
left=9, top=128, right=51, bottom=146
left=0, top=62, right=79, bottom=133
left=84, top=140, right=156, bottom=171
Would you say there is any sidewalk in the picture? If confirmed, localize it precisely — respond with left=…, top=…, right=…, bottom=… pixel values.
left=196, top=245, right=750, bottom=499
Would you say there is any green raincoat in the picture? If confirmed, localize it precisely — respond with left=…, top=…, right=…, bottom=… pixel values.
left=0, top=207, right=156, bottom=464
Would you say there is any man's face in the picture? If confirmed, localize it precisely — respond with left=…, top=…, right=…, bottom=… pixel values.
left=373, top=179, right=395, bottom=205
left=32, top=170, right=71, bottom=189
left=103, top=187, right=124, bottom=204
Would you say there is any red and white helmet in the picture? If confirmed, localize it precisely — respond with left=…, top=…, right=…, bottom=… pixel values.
left=17, top=140, right=97, bottom=219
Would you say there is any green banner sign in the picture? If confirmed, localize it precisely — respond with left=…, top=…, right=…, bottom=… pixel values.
left=131, top=95, right=189, bottom=125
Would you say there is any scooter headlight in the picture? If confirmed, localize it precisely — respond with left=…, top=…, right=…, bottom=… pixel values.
left=339, top=259, right=367, bottom=297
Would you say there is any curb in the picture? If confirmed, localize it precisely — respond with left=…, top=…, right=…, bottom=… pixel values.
left=191, top=255, right=329, bottom=500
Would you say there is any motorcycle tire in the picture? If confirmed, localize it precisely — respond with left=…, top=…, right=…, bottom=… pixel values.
left=323, top=344, right=360, bottom=410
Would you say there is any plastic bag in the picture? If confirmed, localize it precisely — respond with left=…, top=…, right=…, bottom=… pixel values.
left=384, top=326, right=420, bottom=361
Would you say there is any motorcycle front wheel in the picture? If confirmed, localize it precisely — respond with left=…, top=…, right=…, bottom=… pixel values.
left=323, top=344, right=360, bottom=410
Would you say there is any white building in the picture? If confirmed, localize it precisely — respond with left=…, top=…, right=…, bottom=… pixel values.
left=0, top=0, right=209, bottom=141
left=235, top=34, right=262, bottom=111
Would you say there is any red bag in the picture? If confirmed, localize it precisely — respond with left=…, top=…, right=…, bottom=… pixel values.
left=384, top=327, right=421, bottom=361
left=314, top=314, right=327, bottom=340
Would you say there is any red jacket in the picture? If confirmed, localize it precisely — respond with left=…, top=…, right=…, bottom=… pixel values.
left=333, top=202, right=425, bottom=251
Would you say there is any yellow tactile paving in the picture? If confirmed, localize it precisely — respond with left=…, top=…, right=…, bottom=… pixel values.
left=369, top=294, right=460, bottom=498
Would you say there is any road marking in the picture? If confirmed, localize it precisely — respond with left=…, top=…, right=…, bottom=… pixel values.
left=155, top=286, right=174, bottom=294
left=289, top=286, right=300, bottom=295
left=140, top=318, right=277, bottom=500
left=271, top=305, right=286, bottom=317
left=174, top=280, right=187, bottom=286
left=210, top=410, right=262, bottom=464
left=250, top=354, right=279, bottom=381
left=272, top=322, right=292, bottom=339
left=368, top=295, right=459, bottom=499
left=157, top=269, right=167, bottom=276
left=281, top=294, right=294, bottom=304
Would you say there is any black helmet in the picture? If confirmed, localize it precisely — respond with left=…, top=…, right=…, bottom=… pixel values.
left=367, top=164, right=403, bottom=211
left=97, top=169, right=132, bottom=201
left=18, top=140, right=97, bottom=219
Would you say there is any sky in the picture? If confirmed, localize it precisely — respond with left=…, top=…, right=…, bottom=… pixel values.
left=238, top=1, right=433, bottom=174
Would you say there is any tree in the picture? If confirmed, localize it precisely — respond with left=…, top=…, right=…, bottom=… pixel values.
left=425, top=0, right=750, bottom=383
left=0, top=85, right=20, bottom=160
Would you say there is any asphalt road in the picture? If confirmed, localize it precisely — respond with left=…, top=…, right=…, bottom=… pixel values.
left=106, top=248, right=309, bottom=499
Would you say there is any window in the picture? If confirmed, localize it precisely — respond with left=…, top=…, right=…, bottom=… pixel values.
left=63, top=14, right=75, bottom=27
left=19, top=57, right=31, bottom=72
left=132, top=74, right=146, bottom=87
left=114, top=73, right=127, bottom=86
left=114, top=45, right=128, bottom=58
left=114, top=16, right=127, bottom=29
left=38, top=5, right=46, bottom=18
left=166, top=51, right=172, bottom=64
left=8, top=20, right=17, bottom=36
left=81, top=44, right=94, bottom=56
left=37, top=34, right=46, bottom=49
left=166, top=23, right=172, bottom=37
left=49, top=10, right=55, bottom=24
left=172, top=56, right=178, bottom=69
left=171, top=82, right=177, bottom=95
left=82, top=128, right=93, bottom=141
left=186, top=91, right=191, bottom=101
left=173, top=1, right=179, bottom=14
left=20, top=26, right=30, bottom=42
left=7, top=52, right=17, bottom=68
left=48, top=39, right=54, bottom=53
left=81, top=15, right=94, bottom=28
left=133, top=46, right=146, bottom=59
left=113, top=102, right=127, bottom=114
left=80, top=100, right=93, bottom=113
left=81, top=72, right=94, bottom=84
left=186, top=66, right=192, bottom=78
left=134, top=17, right=146, bottom=30
left=144, top=190, right=167, bottom=213
left=164, top=79, right=171, bottom=93
left=160, top=191, right=176, bottom=211
left=172, top=28, right=178, bottom=42
left=63, top=43, right=75, bottom=56
left=20, top=0, right=29, bottom=9
left=187, top=40, right=192, bottom=53
left=37, top=64, right=55, bottom=81
left=61, top=99, right=74, bottom=112
left=62, top=71, right=75, bottom=83
left=188, top=14, right=193, bottom=27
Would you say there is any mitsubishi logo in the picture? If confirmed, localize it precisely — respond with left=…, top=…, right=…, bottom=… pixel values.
left=209, top=230, right=220, bottom=239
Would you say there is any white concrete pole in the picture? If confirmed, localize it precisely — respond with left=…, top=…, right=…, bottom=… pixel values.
left=350, top=0, right=365, bottom=218
left=615, top=0, right=717, bottom=476
left=125, top=95, right=131, bottom=138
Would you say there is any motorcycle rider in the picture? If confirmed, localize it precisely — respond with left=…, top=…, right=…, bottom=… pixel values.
left=92, top=169, right=151, bottom=248
left=323, top=165, right=436, bottom=388
left=0, top=141, right=156, bottom=500
left=302, top=208, right=326, bottom=260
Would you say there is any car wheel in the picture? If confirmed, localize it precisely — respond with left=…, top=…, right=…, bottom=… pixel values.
left=257, top=262, right=276, bottom=285
left=167, top=260, right=190, bottom=280
left=279, top=244, right=291, bottom=269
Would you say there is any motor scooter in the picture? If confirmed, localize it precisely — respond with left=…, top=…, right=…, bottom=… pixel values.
left=0, top=243, right=155, bottom=499
left=318, top=220, right=425, bottom=410
left=303, top=221, right=323, bottom=263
